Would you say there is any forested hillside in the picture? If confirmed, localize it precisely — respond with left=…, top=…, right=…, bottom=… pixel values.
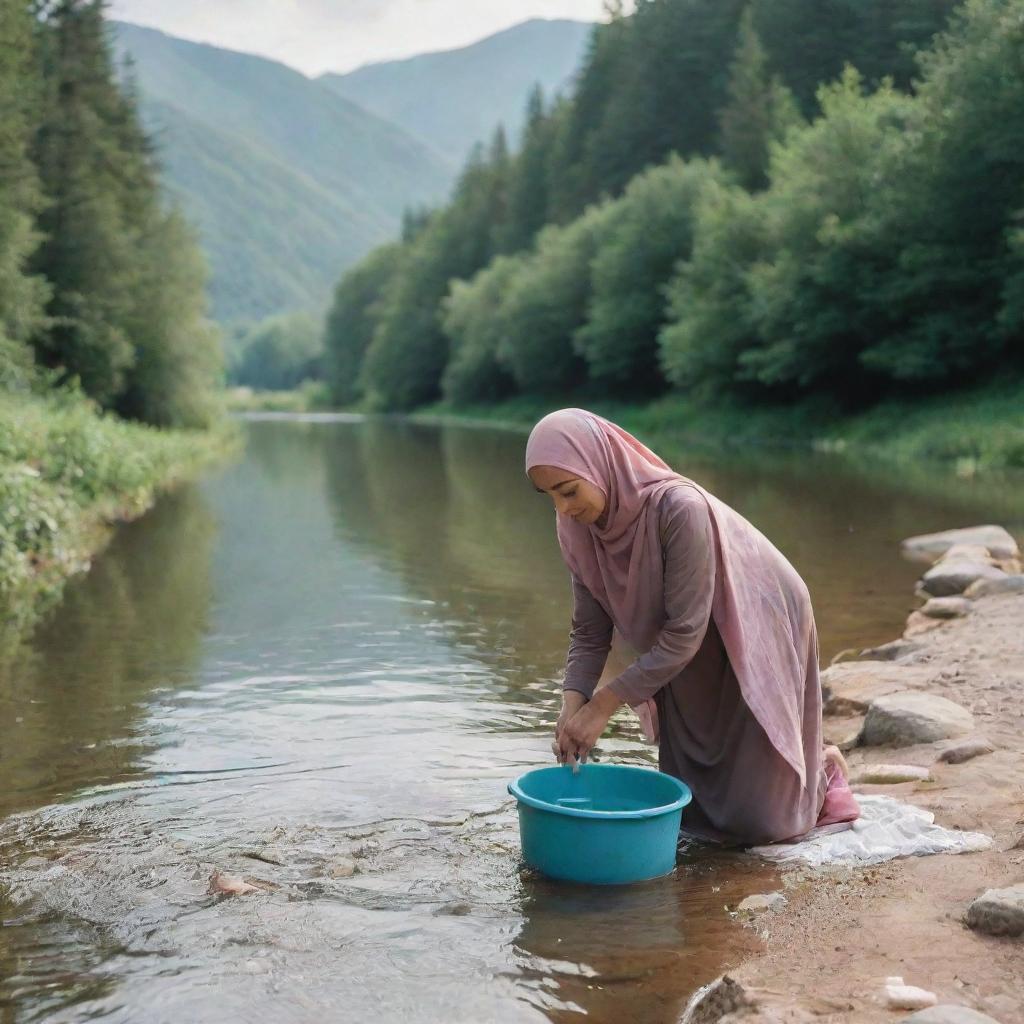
left=0, top=0, right=220, bottom=427
left=323, top=0, right=1024, bottom=421
left=112, top=22, right=454, bottom=323
left=320, top=19, right=593, bottom=160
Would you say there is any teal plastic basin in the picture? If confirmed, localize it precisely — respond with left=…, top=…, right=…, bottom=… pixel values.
left=508, top=763, right=692, bottom=885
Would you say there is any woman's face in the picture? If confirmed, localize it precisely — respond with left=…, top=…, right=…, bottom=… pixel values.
left=528, top=464, right=607, bottom=526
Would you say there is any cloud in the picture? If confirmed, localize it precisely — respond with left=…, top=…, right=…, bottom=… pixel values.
left=108, top=0, right=614, bottom=76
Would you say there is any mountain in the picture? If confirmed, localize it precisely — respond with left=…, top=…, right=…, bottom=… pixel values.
left=112, top=22, right=454, bottom=324
left=320, top=19, right=593, bottom=163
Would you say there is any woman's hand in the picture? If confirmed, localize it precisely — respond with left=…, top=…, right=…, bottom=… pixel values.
left=553, top=691, right=588, bottom=763
left=556, top=687, right=621, bottom=766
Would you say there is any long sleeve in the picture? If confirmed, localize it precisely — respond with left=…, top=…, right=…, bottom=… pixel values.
left=562, top=574, right=613, bottom=699
left=607, top=488, right=716, bottom=705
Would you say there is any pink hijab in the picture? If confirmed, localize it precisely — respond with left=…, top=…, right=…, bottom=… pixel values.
left=526, top=408, right=812, bottom=787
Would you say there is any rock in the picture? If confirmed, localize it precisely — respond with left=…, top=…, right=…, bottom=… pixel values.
left=920, top=596, right=972, bottom=619
left=737, top=892, right=787, bottom=913
left=902, top=1007, right=1003, bottom=1024
left=900, top=526, right=1019, bottom=564
left=851, top=763, right=931, bottom=784
left=938, top=544, right=996, bottom=564
left=207, top=870, right=266, bottom=896
left=862, top=692, right=974, bottom=746
left=859, top=639, right=924, bottom=662
left=886, top=982, right=938, bottom=1011
left=820, top=663, right=910, bottom=715
left=964, top=575, right=1024, bottom=599
left=936, top=738, right=995, bottom=764
left=680, top=974, right=753, bottom=1024
left=326, top=857, right=357, bottom=878
left=822, top=714, right=864, bottom=752
left=920, top=560, right=1008, bottom=597
left=965, top=884, right=1024, bottom=937
left=904, top=611, right=945, bottom=638
left=830, top=647, right=864, bottom=666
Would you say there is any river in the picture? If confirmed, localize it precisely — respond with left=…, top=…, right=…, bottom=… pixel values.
left=2, top=416, right=1023, bottom=1023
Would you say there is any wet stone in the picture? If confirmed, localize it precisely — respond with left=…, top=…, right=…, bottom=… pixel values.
left=736, top=892, right=786, bottom=913
left=920, top=597, right=972, bottom=620
left=679, top=974, right=752, bottom=1024
left=920, top=561, right=1007, bottom=598
left=902, top=1007, right=1004, bottom=1024
left=862, top=692, right=974, bottom=747
left=936, top=738, right=994, bottom=765
left=965, top=884, right=1024, bottom=937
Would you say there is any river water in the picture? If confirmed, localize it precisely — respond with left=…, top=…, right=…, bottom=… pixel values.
left=2, top=416, right=1023, bottom=1023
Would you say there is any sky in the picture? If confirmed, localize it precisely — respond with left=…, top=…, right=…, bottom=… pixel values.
left=107, top=1, right=623, bottom=77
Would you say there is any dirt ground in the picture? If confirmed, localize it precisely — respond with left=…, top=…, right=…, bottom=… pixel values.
left=719, top=589, right=1024, bottom=1024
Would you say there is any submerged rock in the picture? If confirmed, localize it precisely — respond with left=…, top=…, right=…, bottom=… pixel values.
left=964, top=575, right=1024, bottom=599
left=736, top=892, right=787, bottom=913
left=920, top=561, right=1007, bottom=598
left=920, top=597, right=972, bottom=619
left=936, top=738, right=995, bottom=764
left=902, top=1007, right=1003, bottom=1024
left=900, top=526, right=1019, bottom=564
left=862, top=692, right=974, bottom=746
left=207, top=870, right=267, bottom=896
left=965, top=884, right=1024, bottom=937
left=679, top=974, right=752, bottom=1024
left=851, top=764, right=930, bottom=784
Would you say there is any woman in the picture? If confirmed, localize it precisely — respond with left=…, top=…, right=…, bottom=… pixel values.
left=526, top=408, right=858, bottom=846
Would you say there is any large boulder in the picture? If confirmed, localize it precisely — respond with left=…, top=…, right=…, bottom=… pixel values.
left=964, top=575, right=1024, bottom=599
left=900, top=525, right=1019, bottom=564
left=965, top=884, right=1024, bottom=937
left=919, top=560, right=1007, bottom=597
left=820, top=663, right=916, bottom=716
left=862, top=692, right=974, bottom=746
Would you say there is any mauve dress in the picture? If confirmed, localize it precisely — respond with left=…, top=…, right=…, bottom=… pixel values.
left=562, top=485, right=827, bottom=846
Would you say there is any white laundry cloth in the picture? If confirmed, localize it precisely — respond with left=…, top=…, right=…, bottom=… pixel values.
left=750, top=794, right=993, bottom=867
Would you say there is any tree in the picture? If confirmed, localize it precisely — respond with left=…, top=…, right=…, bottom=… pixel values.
left=718, top=9, right=802, bottom=191
left=494, top=201, right=614, bottom=394
left=441, top=254, right=524, bottom=404
left=575, top=156, right=727, bottom=392
left=232, top=311, right=320, bottom=392
left=0, top=0, right=49, bottom=391
left=323, top=242, right=404, bottom=406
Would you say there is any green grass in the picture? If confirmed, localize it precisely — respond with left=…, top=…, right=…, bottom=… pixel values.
left=0, top=387, right=238, bottom=642
left=411, top=380, right=1024, bottom=472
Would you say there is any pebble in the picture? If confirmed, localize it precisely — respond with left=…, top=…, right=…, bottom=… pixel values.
left=885, top=979, right=938, bottom=1011
left=862, top=692, right=974, bottom=746
left=736, top=892, right=787, bottom=913
left=936, top=738, right=994, bottom=764
left=965, top=884, right=1024, bottom=937
left=851, top=764, right=931, bottom=784
left=326, top=857, right=357, bottom=878
left=901, top=1007, right=1003, bottom=1024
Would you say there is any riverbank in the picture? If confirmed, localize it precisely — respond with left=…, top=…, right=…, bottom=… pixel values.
left=694, top=532, right=1024, bottom=1024
left=0, top=389, right=237, bottom=649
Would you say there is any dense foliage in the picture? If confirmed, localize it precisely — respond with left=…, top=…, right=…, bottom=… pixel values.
left=324, top=0, right=1021, bottom=413
left=0, top=0, right=220, bottom=427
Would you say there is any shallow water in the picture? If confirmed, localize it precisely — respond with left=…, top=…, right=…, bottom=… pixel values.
left=2, top=417, right=1022, bottom=1023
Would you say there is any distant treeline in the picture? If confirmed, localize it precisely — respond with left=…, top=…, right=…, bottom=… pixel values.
left=0, top=0, right=220, bottom=428
left=324, top=0, right=1023, bottom=413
